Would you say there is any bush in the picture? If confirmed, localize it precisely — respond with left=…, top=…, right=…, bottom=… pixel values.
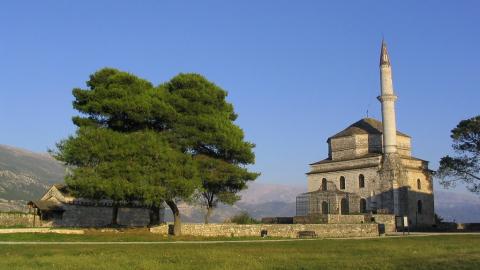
left=230, top=212, right=259, bottom=224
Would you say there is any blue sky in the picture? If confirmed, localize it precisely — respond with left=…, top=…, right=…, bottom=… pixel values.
left=0, top=1, right=479, bottom=192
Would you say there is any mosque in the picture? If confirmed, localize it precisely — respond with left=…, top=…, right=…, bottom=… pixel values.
left=297, top=41, right=435, bottom=227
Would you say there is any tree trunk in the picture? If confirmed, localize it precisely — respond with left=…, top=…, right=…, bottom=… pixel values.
left=149, top=205, right=161, bottom=226
left=204, top=207, right=213, bottom=224
left=166, top=200, right=181, bottom=236
left=111, top=205, right=119, bottom=226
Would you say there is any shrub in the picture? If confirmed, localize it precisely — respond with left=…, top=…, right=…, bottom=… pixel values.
left=230, top=212, right=259, bottom=224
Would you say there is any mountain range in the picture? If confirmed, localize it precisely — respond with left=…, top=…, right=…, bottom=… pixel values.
left=0, top=144, right=65, bottom=212
left=0, top=144, right=478, bottom=223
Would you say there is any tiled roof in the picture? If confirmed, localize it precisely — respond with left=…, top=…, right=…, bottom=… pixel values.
left=28, top=200, right=64, bottom=212
left=329, top=118, right=409, bottom=140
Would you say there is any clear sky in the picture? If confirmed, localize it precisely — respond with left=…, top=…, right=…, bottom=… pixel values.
left=1, top=1, right=479, bottom=192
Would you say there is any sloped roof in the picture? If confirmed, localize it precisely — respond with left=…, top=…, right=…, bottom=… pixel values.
left=310, top=153, right=382, bottom=166
left=53, top=184, right=70, bottom=196
left=28, top=200, right=64, bottom=212
left=329, top=118, right=409, bottom=140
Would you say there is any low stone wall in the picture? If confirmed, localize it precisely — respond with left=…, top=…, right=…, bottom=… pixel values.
left=293, top=215, right=328, bottom=224
left=327, top=214, right=366, bottom=224
left=294, top=214, right=368, bottom=224
left=150, top=223, right=380, bottom=238
left=0, top=228, right=84, bottom=234
left=0, top=212, right=37, bottom=227
left=372, top=214, right=396, bottom=233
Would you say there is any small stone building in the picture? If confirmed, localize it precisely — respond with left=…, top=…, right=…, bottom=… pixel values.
left=297, top=41, right=435, bottom=228
left=28, top=184, right=165, bottom=227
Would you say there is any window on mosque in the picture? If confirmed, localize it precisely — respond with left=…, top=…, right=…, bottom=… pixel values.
left=340, top=176, right=346, bottom=190
left=321, top=178, right=327, bottom=191
left=417, top=200, right=423, bottom=214
left=322, top=201, right=329, bottom=214
left=359, top=174, right=365, bottom=188
left=360, top=198, right=367, bottom=213
left=417, top=179, right=421, bottom=190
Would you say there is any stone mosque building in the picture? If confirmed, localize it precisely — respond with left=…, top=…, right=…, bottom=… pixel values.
left=297, top=41, right=435, bottom=227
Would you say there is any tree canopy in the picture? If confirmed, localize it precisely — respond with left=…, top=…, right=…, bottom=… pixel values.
left=54, top=68, right=258, bottom=232
left=437, top=115, right=480, bottom=193
left=55, top=128, right=198, bottom=206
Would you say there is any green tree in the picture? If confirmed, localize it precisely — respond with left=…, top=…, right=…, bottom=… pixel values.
left=56, top=69, right=257, bottom=234
left=162, top=74, right=259, bottom=224
left=54, top=127, right=198, bottom=226
left=437, top=115, right=480, bottom=193
left=195, top=155, right=258, bottom=223
left=56, top=68, right=200, bottom=230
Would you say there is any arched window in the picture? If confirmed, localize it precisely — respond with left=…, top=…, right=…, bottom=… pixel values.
left=417, top=200, right=423, bottom=214
left=322, top=201, right=329, bottom=214
left=321, top=178, right=327, bottom=191
left=359, top=174, right=365, bottom=188
left=340, top=176, right=346, bottom=190
left=417, top=179, right=421, bottom=190
left=360, top=198, right=367, bottom=213
left=340, top=198, right=349, bottom=214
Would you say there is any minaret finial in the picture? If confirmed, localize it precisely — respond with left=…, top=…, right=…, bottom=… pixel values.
left=380, top=39, right=391, bottom=66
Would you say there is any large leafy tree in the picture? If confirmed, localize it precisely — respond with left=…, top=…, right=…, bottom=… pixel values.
left=437, top=116, right=480, bottom=193
left=56, top=69, right=257, bottom=233
left=56, top=68, right=200, bottom=230
left=162, top=74, right=259, bottom=223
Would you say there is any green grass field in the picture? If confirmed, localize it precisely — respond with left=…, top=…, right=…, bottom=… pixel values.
left=0, top=233, right=479, bottom=270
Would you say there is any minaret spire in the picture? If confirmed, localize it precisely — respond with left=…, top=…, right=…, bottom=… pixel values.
left=380, top=39, right=391, bottom=66
left=377, top=40, right=397, bottom=154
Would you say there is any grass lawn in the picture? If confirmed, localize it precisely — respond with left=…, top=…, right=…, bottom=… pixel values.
left=0, top=234, right=479, bottom=270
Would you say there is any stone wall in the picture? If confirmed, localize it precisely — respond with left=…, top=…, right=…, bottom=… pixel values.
left=118, top=208, right=150, bottom=227
left=293, top=215, right=328, bottom=224
left=60, top=205, right=113, bottom=227
left=307, top=165, right=380, bottom=214
left=328, top=134, right=410, bottom=161
left=52, top=205, right=153, bottom=227
left=0, top=228, right=84, bottom=234
left=327, top=214, right=366, bottom=224
left=150, top=223, right=380, bottom=238
left=372, top=214, right=396, bottom=233
left=0, top=212, right=37, bottom=227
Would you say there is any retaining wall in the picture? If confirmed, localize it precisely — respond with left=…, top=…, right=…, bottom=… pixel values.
left=0, top=228, right=84, bottom=234
left=372, top=214, right=396, bottom=233
left=150, top=223, right=380, bottom=238
left=327, top=214, right=366, bottom=224
left=0, top=212, right=37, bottom=227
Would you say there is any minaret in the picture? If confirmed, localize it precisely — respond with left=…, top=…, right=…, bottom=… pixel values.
left=377, top=40, right=398, bottom=154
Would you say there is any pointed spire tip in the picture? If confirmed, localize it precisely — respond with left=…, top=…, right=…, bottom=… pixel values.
left=380, top=39, right=390, bottom=66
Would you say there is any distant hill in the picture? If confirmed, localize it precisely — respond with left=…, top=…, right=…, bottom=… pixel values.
left=0, top=144, right=65, bottom=211
left=435, top=190, right=480, bottom=223
left=0, top=144, right=478, bottom=223
left=166, top=182, right=304, bottom=223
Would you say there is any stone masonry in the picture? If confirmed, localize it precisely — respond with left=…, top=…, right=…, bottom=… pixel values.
left=150, top=223, right=380, bottom=238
